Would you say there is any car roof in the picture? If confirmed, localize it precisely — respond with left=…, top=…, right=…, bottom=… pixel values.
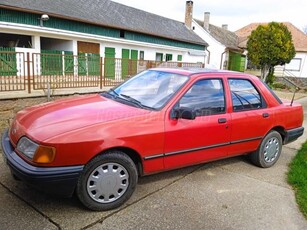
left=151, top=68, right=257, bottom=79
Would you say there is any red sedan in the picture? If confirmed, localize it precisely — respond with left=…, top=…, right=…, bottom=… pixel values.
left=1, top=68, right=304, bottom=211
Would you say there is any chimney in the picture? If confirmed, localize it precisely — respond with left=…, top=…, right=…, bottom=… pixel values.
left=222, top=24, right=228, bottom=30
left=204, top=12, right=210, bottom=30
left=185, top=1, right=193, bottom=29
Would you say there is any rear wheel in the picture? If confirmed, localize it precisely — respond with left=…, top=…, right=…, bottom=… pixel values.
left=250, top=131, right=282, bottom=168
left=76, top=151, right=138, bottom=211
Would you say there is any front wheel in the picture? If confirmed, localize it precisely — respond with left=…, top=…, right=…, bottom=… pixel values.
left=250, top=131, right=282, bottom=168
left=76, top=151, right=138, bottom=211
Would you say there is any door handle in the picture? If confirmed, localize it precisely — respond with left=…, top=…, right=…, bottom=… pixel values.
left=262, top=113, right=269, bottom=118
left=218, top=118, right=227, bottom=123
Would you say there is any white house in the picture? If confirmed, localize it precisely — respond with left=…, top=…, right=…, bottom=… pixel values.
left=236, top=22, right=307, bottom=79
left=183, top=1, right=245, bottom=71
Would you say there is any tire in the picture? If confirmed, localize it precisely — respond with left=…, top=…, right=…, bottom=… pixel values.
left=250, top=131, right=282, bottom=168
left=76, top=151, right=138, bottom=211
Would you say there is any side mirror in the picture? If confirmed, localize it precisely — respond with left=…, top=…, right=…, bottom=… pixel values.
left=171, top=107, right=196, bottom=120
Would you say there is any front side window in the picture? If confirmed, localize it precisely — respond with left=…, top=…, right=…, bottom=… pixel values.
left=228, top=79, right=264, bottom=111
left=178, top=79, right=225, bottom=116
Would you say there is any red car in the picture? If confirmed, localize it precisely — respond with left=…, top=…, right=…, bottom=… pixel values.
left=1, top=68, right=304, bottom=211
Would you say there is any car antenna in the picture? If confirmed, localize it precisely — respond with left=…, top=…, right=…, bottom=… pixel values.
left=290, top=87, right=298, bottom=106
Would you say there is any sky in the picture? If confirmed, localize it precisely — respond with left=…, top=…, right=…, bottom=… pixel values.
left=112, top=0, right=307, bottom=32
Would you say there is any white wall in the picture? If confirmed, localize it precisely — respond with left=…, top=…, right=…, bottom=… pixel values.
left=1, top=23, right=206, bottom=64
left=192, top=20, right=226, bottom=69
left=284, top=52, right=307, bottom=78
left=99, top=41, right=204, bottom=63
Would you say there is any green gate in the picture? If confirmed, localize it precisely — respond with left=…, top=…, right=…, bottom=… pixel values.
left=104, top=47, right=115, bottom=79
left=41, top=50, right=63, bottom=75
left=0, top=47, right=17, bottom=76
left=64, top=51, right=74, bottom=75
left=228, top=52, right=246, bottom=72
left=78, top=53, right=87, bottom=75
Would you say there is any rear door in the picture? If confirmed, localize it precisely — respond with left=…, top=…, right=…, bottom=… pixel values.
left=227, top=78, right=274, bottom=156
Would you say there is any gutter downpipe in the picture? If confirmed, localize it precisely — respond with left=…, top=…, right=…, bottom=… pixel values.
left=205, top=46, right=210, bottom=65
left=220, top=50, right=227, bottom=69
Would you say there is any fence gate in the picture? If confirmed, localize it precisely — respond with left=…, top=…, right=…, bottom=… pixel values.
left=0, top=49, right=26, bottom=92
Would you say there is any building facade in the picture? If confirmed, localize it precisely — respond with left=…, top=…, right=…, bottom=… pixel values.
left=0, top=0, right=208, bottom=92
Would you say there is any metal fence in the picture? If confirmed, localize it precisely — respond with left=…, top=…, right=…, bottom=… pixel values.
left=0, top=51, right=204, bottom=93
left=32, top=53, right=102, bottom=90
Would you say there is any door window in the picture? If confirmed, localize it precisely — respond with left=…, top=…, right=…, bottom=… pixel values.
left=228, top=79, right=264, bottom=111
left=178, top=79, right=225, bottom=116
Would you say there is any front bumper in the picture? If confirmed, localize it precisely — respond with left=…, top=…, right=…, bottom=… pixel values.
left=1, top=129, right=84, bottom=197
left=284, top=127, right=304, bottom=145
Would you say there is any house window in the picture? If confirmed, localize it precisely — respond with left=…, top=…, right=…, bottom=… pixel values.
left=166, top=54, right=172, bottom=61
left=285, top=58, right=301, bottom=71
left=139, top=51, right=144, bottom=60
left=177, top=55, right=183, bottom=61
left=156, top=53, right=163, bottom=62
left=120, top=30, right=125, bottom=38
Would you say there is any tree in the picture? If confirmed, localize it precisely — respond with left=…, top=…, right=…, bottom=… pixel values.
left=247, top=22, right=295, bottom=83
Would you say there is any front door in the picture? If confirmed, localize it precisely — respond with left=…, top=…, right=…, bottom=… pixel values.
left=164, top=78, right=231, bottom=170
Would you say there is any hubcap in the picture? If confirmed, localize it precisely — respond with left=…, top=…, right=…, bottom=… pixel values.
left=87, top=163, right=129, bottom=203
left=263, top=137, right=279, bottom=163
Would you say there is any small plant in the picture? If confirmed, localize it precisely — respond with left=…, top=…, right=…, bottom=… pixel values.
left=288, top=142, right=307, bottom=218
left=271, top=82, right=289, bottom=90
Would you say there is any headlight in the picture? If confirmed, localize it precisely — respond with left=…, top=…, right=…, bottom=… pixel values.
left=17, top=137, right=56, bottom=164
left=17, top=137, right=38, bottom=159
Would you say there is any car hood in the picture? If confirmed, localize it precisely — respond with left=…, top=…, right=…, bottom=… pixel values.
left=12, top=94, right=150, bottom=142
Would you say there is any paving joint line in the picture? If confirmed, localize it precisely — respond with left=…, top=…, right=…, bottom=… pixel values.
left=218, top=166, right=292, bottom=190
left=0, top=181, right=61, bottom=230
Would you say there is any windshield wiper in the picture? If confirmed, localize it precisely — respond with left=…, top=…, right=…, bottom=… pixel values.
left=101, top=89, right=119, bottom=99
left=119, top=94, right=153, bottom=110
left=109, top=88, right=119, bottom=97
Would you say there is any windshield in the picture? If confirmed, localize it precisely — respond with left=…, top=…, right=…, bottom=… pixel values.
left=104, top=70, right=189, bottom=110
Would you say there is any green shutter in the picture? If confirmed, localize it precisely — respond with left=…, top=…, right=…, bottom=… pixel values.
left=177, top=55, right=182, bottom=61
left=166, top=54, right=172, bottom=61
left=104, top=47, right=115, bottom=79
left=87, top=53, right=100, bottom=75
left=131, top=50, right=138, bottom=75
left=239, top=56, right=246, bottom=72
left=122, top=49, right=130, bottom=78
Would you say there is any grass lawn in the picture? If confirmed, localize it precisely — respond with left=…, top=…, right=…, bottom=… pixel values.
left=288, top=142, right=307, bottom=218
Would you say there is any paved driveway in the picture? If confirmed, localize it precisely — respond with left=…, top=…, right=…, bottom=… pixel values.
left=0, top=98, right=307, bottom=230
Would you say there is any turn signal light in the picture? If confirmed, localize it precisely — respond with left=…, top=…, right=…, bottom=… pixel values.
left=33, top=146, right=56, bottom=164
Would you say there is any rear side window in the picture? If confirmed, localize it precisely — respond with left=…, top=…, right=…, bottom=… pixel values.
left=179, top=79, right=225, bottom=116
left=228, top=79, right=265, bottom=111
